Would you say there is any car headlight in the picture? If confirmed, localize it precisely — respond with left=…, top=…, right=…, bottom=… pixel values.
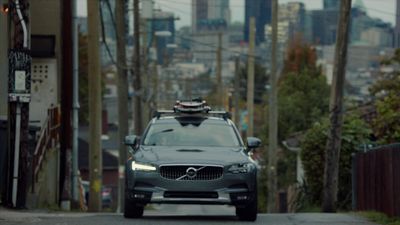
left=228, top=163, right=255, bottom=174
left=131, top=161, right=156, bottom=171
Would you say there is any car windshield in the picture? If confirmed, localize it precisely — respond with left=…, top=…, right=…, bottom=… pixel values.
left=143, top=118, right=241, bottom=147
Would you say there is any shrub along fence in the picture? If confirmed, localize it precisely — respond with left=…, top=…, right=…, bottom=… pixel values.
left=353, top=143, right=400, bottom=217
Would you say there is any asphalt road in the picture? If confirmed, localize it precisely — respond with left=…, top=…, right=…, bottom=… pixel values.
left=0, top=205, right=377, bottom=225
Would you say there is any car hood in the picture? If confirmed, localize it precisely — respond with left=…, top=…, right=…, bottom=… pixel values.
left=133, top=146, right=249, bottom=166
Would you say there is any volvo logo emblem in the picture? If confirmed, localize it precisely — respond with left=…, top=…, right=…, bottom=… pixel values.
left=186, top=167, right=197, bottom=179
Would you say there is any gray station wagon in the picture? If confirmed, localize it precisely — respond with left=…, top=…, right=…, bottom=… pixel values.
left=124, top=100, right=261, bottom=221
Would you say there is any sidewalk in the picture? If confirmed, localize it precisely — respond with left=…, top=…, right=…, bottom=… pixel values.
left=0, top=207, right=102, bottom=223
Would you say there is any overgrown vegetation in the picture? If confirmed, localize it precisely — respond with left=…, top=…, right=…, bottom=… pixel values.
left=299, top=113, right=371, bottom=210
left=258, top=37, right=331, bottom=212
left=79, top=33, right=89, bottom=125
left=358, top=211, right=400, bottom=225
left=370, top=49, right=400, bottom=144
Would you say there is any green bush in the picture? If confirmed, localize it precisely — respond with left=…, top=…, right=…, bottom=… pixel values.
left=299, top=113, right=371, bottom=209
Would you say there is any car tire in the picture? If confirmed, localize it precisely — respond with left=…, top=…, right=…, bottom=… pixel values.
left=123, top=198, right=144, bottom=218
left=236, top=182, right=258, bottom=221
left=236, top=191, right=258, bottom=221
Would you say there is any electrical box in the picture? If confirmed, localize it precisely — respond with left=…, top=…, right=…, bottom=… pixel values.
left=29, top=58, right=58, bottom=127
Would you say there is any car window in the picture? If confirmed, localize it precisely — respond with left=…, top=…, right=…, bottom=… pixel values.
left=143, top=118, right=241, bottom=147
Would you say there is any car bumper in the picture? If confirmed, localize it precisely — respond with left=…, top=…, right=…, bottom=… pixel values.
left=125, top=170, right=257, bottom=206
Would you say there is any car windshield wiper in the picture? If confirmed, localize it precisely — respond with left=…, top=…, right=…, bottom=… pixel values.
left=156, top=128, right=174, bottom=134
left=146, top=129, right=174, bottom=146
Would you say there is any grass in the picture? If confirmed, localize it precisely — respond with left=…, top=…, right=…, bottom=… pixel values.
left=357, top=211, right=400, bottom=225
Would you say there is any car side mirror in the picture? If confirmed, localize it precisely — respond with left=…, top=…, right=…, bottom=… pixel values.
left=247, top=137, right=261, bottom=149
left=124, top=135, right=138, bottom=146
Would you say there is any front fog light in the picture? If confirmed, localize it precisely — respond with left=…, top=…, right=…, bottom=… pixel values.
left=131, top=161, right=156, bottom=171
left=236, top=195, right=248, bottom=200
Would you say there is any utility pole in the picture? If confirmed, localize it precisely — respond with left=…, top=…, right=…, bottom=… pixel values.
left=152, top=35, right=159, bottom=110
left=216, top=32, right=223, bottom=108
left=87, top=0, right=102, bottom=212
left=7, top=0, right=31, bottom=208
left=116, top=0, right=128, bottom=213
left=268, top=0, right=278, bottom=213
left=246, top=17, right=255, bottom=137
left=322, top=0, right=352, bottom=213
left=142, top=20, right=150, bottom=124
left=233, top=55, right=240, bottom=126
left=133, top=0, right=143, bottom=135
left=71, top=0, right=80, bottom=204
left=60, top=0, right=73, bottom=210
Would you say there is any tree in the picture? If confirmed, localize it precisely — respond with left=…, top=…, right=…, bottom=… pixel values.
left=370, top=49, right=400, bottom=143
left=277, top=36, right=330, bottom=140
left=258, top=39, right=330, bottom=212
left=79, top=33, right=89, bottom=125
left=278, top=69, right=330, bottom=140
left=238, top=62, right=268, bottom=104
left=282, top=35, right=318, bottom=77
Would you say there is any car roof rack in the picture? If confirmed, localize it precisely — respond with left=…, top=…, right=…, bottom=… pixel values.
left=153, top=99, right=231, bottom=120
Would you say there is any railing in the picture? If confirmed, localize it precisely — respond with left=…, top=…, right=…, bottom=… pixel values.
left=31, top=106, right=60, bottom=192
left=353, top=143, right=400, bottom=217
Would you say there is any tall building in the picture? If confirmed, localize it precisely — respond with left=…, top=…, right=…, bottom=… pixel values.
left=191, top=0, right=230, bottom=32
left=191, top=0, right=230, bottom=66
left=278, top=2, right=305, bottom=40
left=323, top=0, right=340, bottom=10
left=153, top=11, right=176, bottom=65
left=244, top=0, right=271, bottom=44
left=310, top=9, right=339, bottom=45
left=350, top=0, right=393, bottom=46
left=395, top=0, right=400, bottom=48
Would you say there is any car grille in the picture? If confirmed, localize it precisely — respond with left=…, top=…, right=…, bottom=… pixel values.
left=164, top=191, right=218, bottom=198
left=160, top=165, right=223, bottom=181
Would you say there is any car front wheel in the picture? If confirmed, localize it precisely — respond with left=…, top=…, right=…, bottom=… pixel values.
left=124, top=198, right=144, bottom=218
left=235, top=192, right=257, bottom=221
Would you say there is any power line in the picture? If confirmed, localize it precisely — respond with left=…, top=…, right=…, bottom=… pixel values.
left=155, top=1, right=191, bottom=16
left=176, top=35, right=262, bottom=59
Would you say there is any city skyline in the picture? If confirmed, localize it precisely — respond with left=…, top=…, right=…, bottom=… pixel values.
left=76, top=0, right=397, bottom=29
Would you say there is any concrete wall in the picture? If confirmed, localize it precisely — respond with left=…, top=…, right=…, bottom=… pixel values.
left=0, top=0, right=8, bottom=119
left=30, top=0, right=62, bottom=101
left=27, top=148, right=60, bottom=208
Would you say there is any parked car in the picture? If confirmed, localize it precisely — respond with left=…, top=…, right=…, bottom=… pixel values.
left=81, top=181, right=113, bottom=209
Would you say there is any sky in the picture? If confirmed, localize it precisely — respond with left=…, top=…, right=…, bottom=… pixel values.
left=77, top=0, right=397, bottom=28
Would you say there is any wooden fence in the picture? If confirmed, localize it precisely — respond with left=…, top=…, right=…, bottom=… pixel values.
left=354, top=144, right=400, bottom=217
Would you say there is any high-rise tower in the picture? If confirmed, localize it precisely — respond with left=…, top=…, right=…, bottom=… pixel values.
left=395, top=0, right=400, bottom=48
left=244, top=0, right=272, bottom=44
left=323, top=0, right=340, bottom=10
left=192, top=0, right=230, bottom=32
